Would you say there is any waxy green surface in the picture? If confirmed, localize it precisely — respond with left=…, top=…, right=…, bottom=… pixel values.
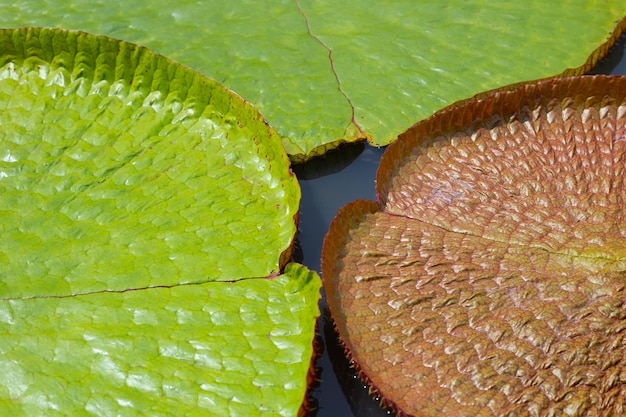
left=0, top=264, right=320, bottom=417
left=0, top=27, right=299, bottom=295
left=0, top=28, right=320, bottom=416
left=0, top=1, right=624, bottom=159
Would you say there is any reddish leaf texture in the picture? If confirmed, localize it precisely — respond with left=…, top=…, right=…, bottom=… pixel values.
left=322, top=76, right=626, bottom=416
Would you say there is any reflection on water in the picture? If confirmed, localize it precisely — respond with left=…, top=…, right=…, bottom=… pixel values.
left=295, top=33, right=625, bottom=417
left=322, top=307, right=395, bottom=417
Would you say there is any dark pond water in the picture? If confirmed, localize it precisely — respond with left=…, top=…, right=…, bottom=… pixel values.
left=294, top=33, right=626, bottom=417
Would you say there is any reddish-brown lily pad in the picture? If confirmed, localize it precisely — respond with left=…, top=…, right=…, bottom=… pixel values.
left=322, top=75, right=626, bottom=416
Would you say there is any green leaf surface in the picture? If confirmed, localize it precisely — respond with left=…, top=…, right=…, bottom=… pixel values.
left=0, top=27, right=298, bottom=296
left=0, top=263, right=320, bottom=417
left=0, top=1, right=623, bottom=159
left=322, top=76, right=626, bottom=416
left=0, top=27, right=320, bottom=416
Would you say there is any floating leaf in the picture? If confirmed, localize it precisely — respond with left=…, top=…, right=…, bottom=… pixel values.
left=0, top=27, right=320, bottom=415
left=0, top=263, right=320, bottom=416
left=322, top=75, right=626, bottom=416
left=0, top=1, right=624, bottom=159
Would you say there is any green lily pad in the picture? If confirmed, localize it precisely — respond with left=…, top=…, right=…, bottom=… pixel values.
left=322, top=76, right=626, bottom=416
left=0, top=1, right=623, bottom=159
left=0, top=263, right=320, bottom=416
left=0, top=27, right=320, bottom=416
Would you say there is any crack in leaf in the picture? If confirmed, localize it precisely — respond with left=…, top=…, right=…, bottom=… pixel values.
left=294, top=0, right=366, bottom=139
left=0, top=275, right=276, bottom=301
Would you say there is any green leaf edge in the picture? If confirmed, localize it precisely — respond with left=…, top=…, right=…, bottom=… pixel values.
left=290, top=12, right=626, bottom=161
left=0, top=26, right=302, bottom=292
left=0, top=27, right=321, bottom=416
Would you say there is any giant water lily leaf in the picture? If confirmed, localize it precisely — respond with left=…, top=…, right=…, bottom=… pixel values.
left=0, top=1, right=624, bottom=160
left=0, top=264, right=320, bottom=416
left=322, top=76, right=626, bottom=416
left=0, top=27, right=320, bottom=415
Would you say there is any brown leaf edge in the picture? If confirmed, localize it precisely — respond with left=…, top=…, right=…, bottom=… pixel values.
left=377, top=74, right=626, bottom=206
left=321, top=199, right=410, bottom=416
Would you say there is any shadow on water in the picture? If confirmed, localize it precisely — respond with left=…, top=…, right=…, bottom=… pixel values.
left=322, top=307, right=395, bottom=417
left=293, top=142, right=390, bottom=417
left=589, top=32, right=626, bottom=75
left=292, top=142, right=366, bottom=180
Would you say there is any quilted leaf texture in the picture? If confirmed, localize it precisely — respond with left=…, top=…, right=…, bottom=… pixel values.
left=0, top=1, right=624, bottom=159
left=0, top=28, right=320, bottom=416
left=0, top=264, right=320, bottom=417
left=322, top=76, right=626, bottom=416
